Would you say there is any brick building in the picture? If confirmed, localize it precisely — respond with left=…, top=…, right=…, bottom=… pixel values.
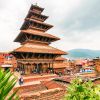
left=93, top=58, right=100, bottom=73
left=0, top=52, right=17, bottom=71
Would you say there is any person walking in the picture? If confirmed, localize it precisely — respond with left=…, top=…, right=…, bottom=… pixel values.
left=19, top=76, right=24, bottom=85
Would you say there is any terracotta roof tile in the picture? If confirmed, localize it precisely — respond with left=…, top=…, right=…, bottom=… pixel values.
left=31, top=4, right=44, bottom=11
left=26, top=18, right=53, bottom=27
left=53, top=63, right=68, bottom=68
left=13, top=44, right=67, bottom=55
left=29, top=10, right=48, bottom=18
left=22, top=29, right=60, bottom=40
left=14, top=29, right=60, bottom=42
left=55, top=57, right=67, bottom=61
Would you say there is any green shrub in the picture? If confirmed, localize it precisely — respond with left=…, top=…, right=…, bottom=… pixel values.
left=64, top=78, right=100, bottom=100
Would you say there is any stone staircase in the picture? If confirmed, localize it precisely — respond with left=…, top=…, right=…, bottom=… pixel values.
left=41, top=80, right=66, bottom=90
left=14, top=82, right=47, bottom=95
left=23, top=74, right=58, bottom=83
left=20, top=88, right=65, bottom=100
left=14, top=74, right=66, bottom=100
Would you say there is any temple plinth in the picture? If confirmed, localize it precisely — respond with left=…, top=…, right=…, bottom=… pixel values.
left=11, top=4, right=67, bottom=75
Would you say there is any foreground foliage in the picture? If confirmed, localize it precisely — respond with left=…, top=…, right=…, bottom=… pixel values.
left=64, top=78, right=100, bottom=100
left=0, top=69, right=19, bottom=100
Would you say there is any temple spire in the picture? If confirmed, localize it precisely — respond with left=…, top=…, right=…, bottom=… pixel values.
left=35, top=3, right=38, bottom=6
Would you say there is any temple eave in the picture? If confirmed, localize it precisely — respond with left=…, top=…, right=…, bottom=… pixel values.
left=30, top=4, right=44, bottom=12
left=29, top=9, right=48, bottom=16
left=25, top=18, right=53, bottom=27
left=12, top=45, right=67, bottom=55
left=14, top=29, right=60, bottom=42
left=13, top=50, right=67, bottom=55
left=29, top=10, right=49, bottom=18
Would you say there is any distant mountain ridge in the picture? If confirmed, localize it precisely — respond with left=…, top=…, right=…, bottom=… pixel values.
left=65, top=49, right=100, bottom=59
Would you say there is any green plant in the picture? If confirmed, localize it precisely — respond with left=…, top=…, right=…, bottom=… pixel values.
left=63, top=78, right=100, bottom=100
left=0, top=68, right=19, bottom=100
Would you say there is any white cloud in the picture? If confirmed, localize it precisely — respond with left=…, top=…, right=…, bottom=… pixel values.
left=0, top=0, right=100, bottom=52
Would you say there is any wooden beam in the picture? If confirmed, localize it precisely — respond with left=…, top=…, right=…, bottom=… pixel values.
left=26, top=53, right=29, bottom=59
left=31, top=54, right=35, bottom=59
left=20, top=53, right=25, bottom=59
left=29, top=34, right=32, bottom=40
left=25, top=34, right=29, bottom=40
left=37, top=53, right=41, bottom=58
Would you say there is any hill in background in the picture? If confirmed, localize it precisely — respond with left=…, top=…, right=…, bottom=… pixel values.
left=65, top=49, right=100, bottom=59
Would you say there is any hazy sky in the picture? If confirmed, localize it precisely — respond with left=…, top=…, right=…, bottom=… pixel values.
left=0, top=0, right=100, bottom=52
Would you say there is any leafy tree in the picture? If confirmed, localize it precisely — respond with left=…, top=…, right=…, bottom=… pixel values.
left=64, top=78, right=100, bottom=100
left=0, top=68, right=19, bottom=100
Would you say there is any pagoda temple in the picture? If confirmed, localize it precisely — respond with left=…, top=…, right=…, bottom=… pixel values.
left=11, top=4, right=67, bottom=74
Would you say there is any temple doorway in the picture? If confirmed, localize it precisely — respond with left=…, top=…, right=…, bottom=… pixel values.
left=34, top=63, right=42, bottom=74
left=16, top=62, right=54, bottom=75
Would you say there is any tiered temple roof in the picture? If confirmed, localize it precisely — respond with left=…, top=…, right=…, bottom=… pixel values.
left=12, top=4, right=67, bottom=59
left=13, top=43, right=66, bottom=54
left=27, top=10, right=48, bottom=22
left=10, top=4, right=69, bottom=75
left=55, top=57, right=67, bottom=61
left=21, top=18, right=53, bottom=31
left=14, top=29, right=60, bottom=43
left=30, top=4, right=44, bottom=13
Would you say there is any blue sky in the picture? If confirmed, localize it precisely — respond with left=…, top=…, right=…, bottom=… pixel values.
left=0, top=0, right=100, bottom=52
